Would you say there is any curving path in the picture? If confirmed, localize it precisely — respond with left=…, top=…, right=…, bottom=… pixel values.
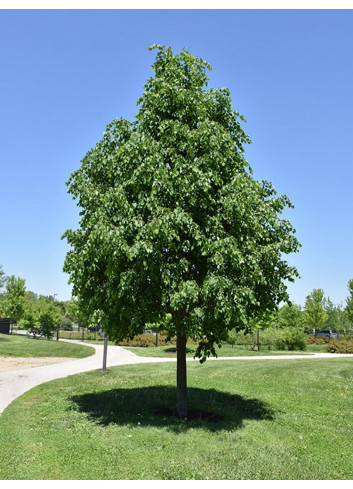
left=0, top=340, right=351, bottom=415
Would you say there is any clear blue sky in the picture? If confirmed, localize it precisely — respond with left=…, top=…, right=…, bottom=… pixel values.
left=1, top=9, right=352, bottom=307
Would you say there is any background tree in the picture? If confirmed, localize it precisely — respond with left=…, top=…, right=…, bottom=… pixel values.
left=63, top=45, right=300, bottom=417
left=276, top=304, right=306, bottom=350
left=24, top=290, right=39, bottom=303
left=277, top=303, right=303, bottom=330
left=20, top=298, right=63, bottom=339
left=304, top=289, right=328, bottom=332
left=247, top=312, right=277, bottom=351
left=0, top=265, right=6, bottom=291
left=0, top=265, right=7, bottom=316
left=0, top=275, right=26, bottom=326
left=324, top=298, right=349, bottom=333
left=344, top=279, right=353, bottom=330
left=66, top=296, right=88, bottom=328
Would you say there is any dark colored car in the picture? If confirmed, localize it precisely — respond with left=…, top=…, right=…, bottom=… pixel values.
left=315, top=329, right=339, bottom=339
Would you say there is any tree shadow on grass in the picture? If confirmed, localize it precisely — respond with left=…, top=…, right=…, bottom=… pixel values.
left=71, top=386, right=274, bottom=433
left=164, top=347, right=195, bottom=354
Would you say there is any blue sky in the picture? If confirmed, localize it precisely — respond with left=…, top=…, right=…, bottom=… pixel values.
left=0, top=9, right=352, bottom=307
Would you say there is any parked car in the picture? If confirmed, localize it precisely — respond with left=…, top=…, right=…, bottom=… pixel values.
left=88, top=326, right=100, bottom=332
left=315, top=329, right=339, bottom=339
left=143, top=329, right=157, bottom=335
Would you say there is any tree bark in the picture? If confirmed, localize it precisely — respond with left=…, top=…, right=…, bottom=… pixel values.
left=176, top=331, right=188, bottom=417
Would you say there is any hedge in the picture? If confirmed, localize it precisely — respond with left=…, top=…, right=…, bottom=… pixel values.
left=325, top=337, right=353, bottom=354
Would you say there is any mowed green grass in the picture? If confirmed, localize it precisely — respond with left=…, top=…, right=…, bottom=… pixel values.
left=125, top=344, right=323, bottom=358
left=0, top=357, right=352, bottom=480
left=0, top=333, right=95, bottom=358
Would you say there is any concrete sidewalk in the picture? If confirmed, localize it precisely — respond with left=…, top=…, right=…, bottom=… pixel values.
left=0, top=340, right=351, bottom=415
left=0, top=341, right=175, bottom=415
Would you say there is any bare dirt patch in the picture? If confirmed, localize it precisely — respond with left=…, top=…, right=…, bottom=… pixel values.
left=0, top=356, right=75, bottom=372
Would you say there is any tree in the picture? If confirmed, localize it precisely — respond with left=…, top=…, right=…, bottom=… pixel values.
left=0, top=265, right=7, bottom=316
left=0, top=265, right=6, bottom=292
left=325, top=298, right=350, bottom=333
left=304, top=289, right=328, bottom=332
left=277, top=303, right=303, bottom=330
left=63, top=45, right=300, bottom=417
left=276, top=304, right=306, bottom=350
left=66, top=296, right=88, bottom=327
left=0, top=275, right=26, bottom=324
left=25, top=290, right=39, bottom=303
left=20, top=299, right=63, bottom=339
left=344, top=279, right=353, bottom=329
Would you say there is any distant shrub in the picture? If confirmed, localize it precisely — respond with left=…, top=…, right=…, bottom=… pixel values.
left=325, top=338, right=353, bottom=354
left=226, top=331, right=253, bottom=347
left=226, top=328, right=307, bottom=351
left=307, top=335, right=329, bottom=345
left=116, top=333, right=176, bottom=348
left=274, top=328, right=307, bottom=351
left=61, top=318, right=73, bottom=331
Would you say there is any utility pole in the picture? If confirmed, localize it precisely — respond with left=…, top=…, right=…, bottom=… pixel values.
left=102, top=333, right=108, bottom=373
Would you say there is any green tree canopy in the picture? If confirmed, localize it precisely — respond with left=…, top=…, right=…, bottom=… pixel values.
left=324, top=298, right=349, bottom=332
left=20, top=298, right=63, bottom=339
left=0, top=265, right=6, bottom=292
left=63, top=45, right=300, bottom=416
left=344, top=279, right=353, bottom=328
left=0, top=275, right=26, bottom=322
left=304, top=288, right=328, bottom=331
left=277, top=303, right=304, bottom=330
left=66, top=296, right=88, bottom=326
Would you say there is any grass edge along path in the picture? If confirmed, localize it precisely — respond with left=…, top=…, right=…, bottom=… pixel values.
left=0, top=357, right=352, bottom=480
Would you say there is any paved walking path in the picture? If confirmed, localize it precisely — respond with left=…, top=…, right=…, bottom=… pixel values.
left=0, top=340, right=351, bottom=415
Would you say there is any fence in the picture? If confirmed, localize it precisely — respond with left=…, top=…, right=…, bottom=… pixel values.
left=56, top=328, right=100, bottom=341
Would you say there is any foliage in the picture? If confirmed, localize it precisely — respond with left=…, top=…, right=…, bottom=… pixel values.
left=325, top=337, right=353, bottom=354
left=0, top=275, right=26, bottom=322
left=19, top=299, right=64, bottom=339
left=0, top=265, right=6, bottom=292
left=306, top=335, right=329, bottom=345
left=115, top=333, right=175, bottom=348
left=237, top=304, right=306, bottom=351
left=277, top=303, right=303, bottom=328
left=303, top=289, right=328, bottom=331
left=60, top=317, right=73, bottom=331
left=63, top=45, right=300, bottom=353
left=226, top=326, right=308, bottom=351
left=66, top=296, right=81, bottom=323
left=344, top=279, right=353, bottom=327
left=273, top=303, right=306, bottom=350
left=273, top=328, right=307, bottom=351
left=62, top=45, right=300, bottom=415
left=226, top=329, right=239, bottom=348
left=58, top=329, right=97, bottom=341
left=324, top=298, right=350, bottom=332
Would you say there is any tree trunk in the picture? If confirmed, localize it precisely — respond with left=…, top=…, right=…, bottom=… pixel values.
left=176, top=331, right=187, bottom=417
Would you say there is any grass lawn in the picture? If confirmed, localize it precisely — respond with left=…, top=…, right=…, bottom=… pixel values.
left=0, top=333, right=95, bottom=358
left=0, top=357, right=352, bottom=479
left=124, top=343, right=325, bottom=358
